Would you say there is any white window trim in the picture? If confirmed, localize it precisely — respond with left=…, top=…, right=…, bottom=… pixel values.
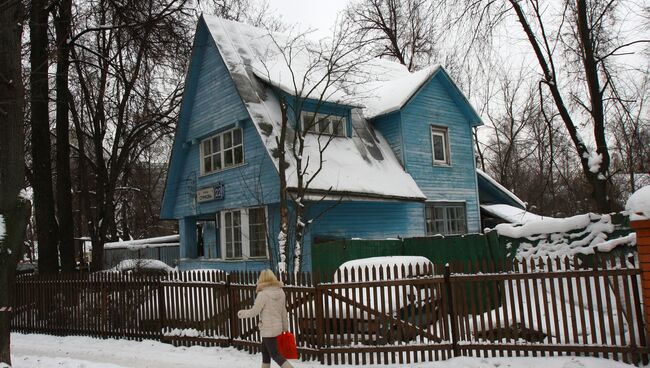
left=301, top=111, right=347, bottom=137
left=200, top=128, right=244, bottom=176
left=219, top=206, right=268, bottom=260
left=431, top=125, right=451, bottom=166
left=425, top=201, right=467, bottom=236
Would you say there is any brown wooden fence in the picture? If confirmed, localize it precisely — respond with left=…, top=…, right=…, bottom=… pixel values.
left=11, top=255, right=649, bottom=365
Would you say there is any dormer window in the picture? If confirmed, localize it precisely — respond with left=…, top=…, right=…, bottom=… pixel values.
left=301, top=112, right=346, bottom=137
left=201, top=128, right=244, bottom=175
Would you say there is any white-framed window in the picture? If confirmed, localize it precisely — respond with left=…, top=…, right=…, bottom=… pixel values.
left=200, top=128, right=244, bottom=175
left=425, top=202, right=467, bottom=235
left=431, top=126, right=450, bottom=165
left=219, top=207, right=268, bottom=260
left=301, top=111, right=346, bottom=137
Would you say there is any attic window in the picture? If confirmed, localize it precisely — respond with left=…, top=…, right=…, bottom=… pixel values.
left=301, top=112, right=346, bottom=137
left=431, top=126, right=450, bottom=165
left=201, top=128, right=244, bottom=175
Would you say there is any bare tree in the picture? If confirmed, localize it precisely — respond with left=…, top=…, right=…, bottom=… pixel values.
left=482, top=71, right=540, bottom=192
left=205, top=0, right=285, bottom=31
left=609, top=69, right=650, bottom=199
left=256, top=23, right=367, bottom=273
left=0, top=0, right=30, bottom=363
left=345, top=0, right=442, bottom=71
left=450, top=0, right=650, bottom=213
left=68, top=0, right=192, bottom=271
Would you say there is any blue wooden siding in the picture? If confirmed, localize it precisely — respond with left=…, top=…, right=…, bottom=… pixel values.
left=164, top=20, right=279, bottom=221
left=299, top=201, right=425, bottom=271
left=179, top=217, right=198, bottom=258
left=179, top=200, right=425, bottom=272
left=400, top=73, right=481, bottom=232
left=370, top=111, right=404, bottom=165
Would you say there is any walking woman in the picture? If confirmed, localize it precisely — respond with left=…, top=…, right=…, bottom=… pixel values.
left=238, top=269, right=294, bottom=368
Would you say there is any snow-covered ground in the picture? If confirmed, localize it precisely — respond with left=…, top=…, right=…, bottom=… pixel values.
left=8, top=333, right=638, bottom=368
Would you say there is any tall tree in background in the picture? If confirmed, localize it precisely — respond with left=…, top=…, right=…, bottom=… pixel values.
left=30, top=0, right=60, bottom=274
left=55, top=0, right=76, bottom=272
left=450, top=0, right=650, bottom=213
left=0, top=0, right=30, bottom=363
left=345, top=0, right=441, bottom=71
left=609, top=70, right=650, bottom=195
left=68, top=0, right=192, bottom=271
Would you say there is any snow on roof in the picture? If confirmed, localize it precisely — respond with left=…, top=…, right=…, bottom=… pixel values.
left=481, top=204, right=547, bottom=224
left=104, top=235, right=180, bottom=250
left=359, top=63, right=440, bottom=118
left=337, top=255, right=432, bottom=276
left=323, top=256, right=433, bottom=318
left=626, top=185, right=650, bottom=220
left=202, top=15, right=426, bottom=200
left=203, top=15, right=440, bottom=118
left=476, top=169, right=526, bottom=208
left=111, top=259, right=175, bottom=273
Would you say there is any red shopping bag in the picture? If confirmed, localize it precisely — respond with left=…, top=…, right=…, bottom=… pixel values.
left=277, top=331, right=298, bottom=359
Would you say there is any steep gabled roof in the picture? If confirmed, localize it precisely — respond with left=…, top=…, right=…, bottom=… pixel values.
left=202, top=15, right=426, bottom=201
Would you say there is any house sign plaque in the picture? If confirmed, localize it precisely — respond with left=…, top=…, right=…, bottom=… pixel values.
left=197, top=182, right=225, bottom=203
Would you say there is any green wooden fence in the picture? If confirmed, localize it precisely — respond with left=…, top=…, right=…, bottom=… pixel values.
left=312, top=233, right=505, bottom=277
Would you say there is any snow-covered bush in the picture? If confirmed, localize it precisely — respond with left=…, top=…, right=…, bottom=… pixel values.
left=493, top=213, right=635, bottom=260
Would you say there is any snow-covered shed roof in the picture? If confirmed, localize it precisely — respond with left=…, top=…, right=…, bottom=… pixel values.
left=481, top=204, right=546, bottom=224
left=202, top=15, right=427, bottom=201
left=476, top=169, right=526, bottom=209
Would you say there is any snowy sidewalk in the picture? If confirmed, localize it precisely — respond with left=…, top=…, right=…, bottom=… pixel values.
left=9, top=333, right=638, bottom=368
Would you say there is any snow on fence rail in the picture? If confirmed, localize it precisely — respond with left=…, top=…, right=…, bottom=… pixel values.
left=11, top=254, right=650, bottom=366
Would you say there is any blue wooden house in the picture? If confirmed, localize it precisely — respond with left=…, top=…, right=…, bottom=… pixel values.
left=160, top=16, right=484, bottom=272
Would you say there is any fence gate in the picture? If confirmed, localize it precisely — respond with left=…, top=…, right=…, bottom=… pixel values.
left=314, top=264, right=453, bottom=365
left=158, top=270, right=230, bottom=346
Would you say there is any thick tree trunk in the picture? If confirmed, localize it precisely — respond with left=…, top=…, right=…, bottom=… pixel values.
left=55, top=0, right=76, bottom=272
left=576, top=0, right=611, bottom=213
left=31, top=0, right=60, bottom=274
left=508, top=0, right=611, bottom=214
left=0, top=1, right=28, bottom=364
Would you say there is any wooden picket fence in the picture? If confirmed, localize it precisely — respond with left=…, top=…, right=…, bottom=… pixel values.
left=11, top=254, right=650, bottom=365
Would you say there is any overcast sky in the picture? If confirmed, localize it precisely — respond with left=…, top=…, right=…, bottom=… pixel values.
left=268, top=0, right=350, bottom=39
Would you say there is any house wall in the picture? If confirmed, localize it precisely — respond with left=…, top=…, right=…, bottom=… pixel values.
left=371, top=111, right=403, bottom=165
left=400, top=73, right=481, bottom=233
left=179, top=200, right=425, bottom=272
left=164, top=23, right=279, bottom=221
left=162, top=22, right=280, bottom=263
left=300, top=200, right=425, bottom=271
left=165, top=21, right=482, bottom=273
